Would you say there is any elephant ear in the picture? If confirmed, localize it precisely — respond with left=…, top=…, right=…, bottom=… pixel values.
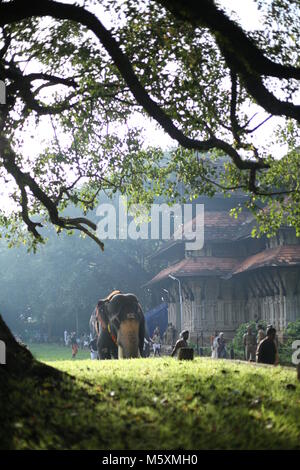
left=96, top=299, right=109, bottom=327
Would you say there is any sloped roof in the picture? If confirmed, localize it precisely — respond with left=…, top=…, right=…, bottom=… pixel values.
left=146, top=245, right=300, bottom=286
left=233, top=245, right=300, bottom=275
left=145, top=256, right=240, bottom=286
left=151, top=210, right=254, bottom=259
left=175, top=211, right=251, bottom=241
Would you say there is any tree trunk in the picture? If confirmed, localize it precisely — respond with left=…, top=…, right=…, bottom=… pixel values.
left=0, top=315, right=62, bottom=450
left=0, top=314, right=61, bottom=379
left=0, top=314, right=33, bottom=375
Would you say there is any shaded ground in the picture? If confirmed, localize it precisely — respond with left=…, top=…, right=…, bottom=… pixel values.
left=1, top=344, right=300, bottom=450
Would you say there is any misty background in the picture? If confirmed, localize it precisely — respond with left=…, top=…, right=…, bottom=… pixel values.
left=0, top=192, right=165, bottom=341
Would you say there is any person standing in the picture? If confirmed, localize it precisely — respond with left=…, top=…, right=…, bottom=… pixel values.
left=257, top=325, right=266, bottom=345
left=243, top=326, right=257, bottom=361
left=164, top=323, right=172, bottom=345
left=211, top=331, right=218, bottom=359
left=256, top=326, right=279, bottom=365
left=267, top=324, right=279, bottom=350
left=64, top=329, right=68, bottom=347
left=171, top=324, right=177, bottom=347
left=152, top=330, right=161, bottom=357
left=153, top=326, right=160, bottom=337
left=71, top=332, right=78, bottom=359
left=217, top=332, right=227, bottom=359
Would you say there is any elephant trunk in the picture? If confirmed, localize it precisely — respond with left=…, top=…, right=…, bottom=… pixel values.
left=117, top=319, right=140, bottom=359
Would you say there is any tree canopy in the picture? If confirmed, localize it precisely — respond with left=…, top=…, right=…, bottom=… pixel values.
left=1, top=0, right=300, bottom=250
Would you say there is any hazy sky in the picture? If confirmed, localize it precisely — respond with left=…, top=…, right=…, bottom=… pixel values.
left=0, top=0, right=286, bottom=213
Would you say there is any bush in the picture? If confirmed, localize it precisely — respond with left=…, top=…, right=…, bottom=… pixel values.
left=189, top=342, right=211, bottom=357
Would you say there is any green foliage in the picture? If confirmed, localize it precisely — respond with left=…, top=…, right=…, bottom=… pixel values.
left=1, top=0, right=300, bottom=247
left=284, top=319, right=300, bottom=338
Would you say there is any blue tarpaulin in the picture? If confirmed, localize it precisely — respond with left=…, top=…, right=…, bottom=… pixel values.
left=145, top=303, right=168, bottom=338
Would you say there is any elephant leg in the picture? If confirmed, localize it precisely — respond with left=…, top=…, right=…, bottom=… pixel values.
left=97, top=329, right=112, bottom=360
left=110, top=342, right=118, bottom=359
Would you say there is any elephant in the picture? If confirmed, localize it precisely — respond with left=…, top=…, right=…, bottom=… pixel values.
left=90, top=290, right=145, bottom=359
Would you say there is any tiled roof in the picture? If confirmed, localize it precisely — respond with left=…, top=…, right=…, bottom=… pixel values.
left=175, top=211, right=251, bottom=241
left=233, top=245, right=300, bottom=274
left=146, top=245, right=300, bottom=286
left=145, top=257, right=240, bottom=286
left=151, top=211, right=254, bottom=258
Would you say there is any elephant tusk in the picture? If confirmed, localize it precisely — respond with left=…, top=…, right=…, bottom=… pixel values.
left=118, top=345, right=124, bottom=359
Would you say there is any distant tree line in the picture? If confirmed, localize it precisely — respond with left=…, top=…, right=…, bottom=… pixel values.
left=0, top=194, right=162, bottom=340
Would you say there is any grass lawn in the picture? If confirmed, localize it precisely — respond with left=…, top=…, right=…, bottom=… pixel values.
left=2, top=343, right=300, bottom=450
left=29, top=343, right=90, bottom=361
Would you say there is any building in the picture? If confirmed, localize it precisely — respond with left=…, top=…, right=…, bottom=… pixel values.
left=144, top=194, right=300, bottom=345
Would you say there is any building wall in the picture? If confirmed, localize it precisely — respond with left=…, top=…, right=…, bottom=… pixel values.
left=163, top=228, right=300, bottom=343
left=167, top=268, right=300, bottom=344
left=168, top=302, right=177, bottom=332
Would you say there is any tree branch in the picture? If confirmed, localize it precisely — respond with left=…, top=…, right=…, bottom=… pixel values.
left=158, top=0, right=300, bottom=122
left=229, top=71, right=241, bottom=143
left=157, top=0, right=300, bottom=80
left=1, top=61, right=78, bottom=115
left=0, top=135, right=104, bottom=250
left=20, top=185, right=44, bottom=240
left=0, top=0, right=269, bottom=171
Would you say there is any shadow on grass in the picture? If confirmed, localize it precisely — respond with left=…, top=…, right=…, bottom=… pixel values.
left=1, top=357, right=300, bottom=450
